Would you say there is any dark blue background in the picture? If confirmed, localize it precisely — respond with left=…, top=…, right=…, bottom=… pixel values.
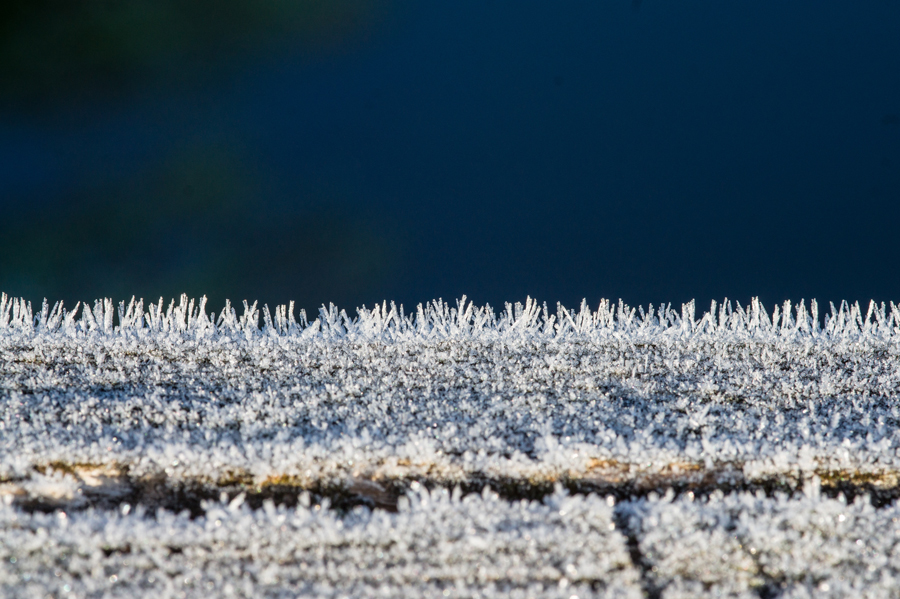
left=1, top=1, right=898, bottom=315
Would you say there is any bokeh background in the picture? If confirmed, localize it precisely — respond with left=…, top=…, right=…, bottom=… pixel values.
left=1, top=0, right=898, bottom=316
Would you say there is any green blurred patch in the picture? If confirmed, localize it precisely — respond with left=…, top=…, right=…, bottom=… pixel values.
left=0, top=0, right=394, bottom=109
left=0, top=145, right=397, bottom=313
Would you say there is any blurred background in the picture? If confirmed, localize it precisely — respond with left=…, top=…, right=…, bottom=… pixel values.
left=1, top=0, right=898, bottom=316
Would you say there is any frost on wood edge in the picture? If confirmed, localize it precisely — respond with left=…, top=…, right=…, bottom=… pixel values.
left=2, top=292, right=899, bottom=342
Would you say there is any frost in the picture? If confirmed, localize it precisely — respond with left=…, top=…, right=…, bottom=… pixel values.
left=0, top=486, right=640, bottom=598
left=3, top=293, right=900, bottom=490
left=3, top=292, right=900, bottom=596
left=623, top=487, right=900, bottom=598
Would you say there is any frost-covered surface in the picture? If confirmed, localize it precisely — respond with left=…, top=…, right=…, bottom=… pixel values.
left=621, top=481, right=900, bottom=598
left=0, top=485, right=640, bottom=599
left=3, top=292, right=900, bottom=597
left=2, top=293, right=900, bottom=490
